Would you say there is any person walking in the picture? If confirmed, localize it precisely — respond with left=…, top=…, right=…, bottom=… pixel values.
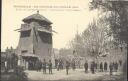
left=109, top=62, right=113, bottom=75
left=42, top=59, right=47, bottom=74
left=113, top=62, right=115, bottom=72
left=66, top=61, right=70, bottom=75
left=60, top=60, right=64, bottom=70
left=100, top=62, right=103, bottom=72
left=5, top=61, right=8, bottom=73
left=57, top=62, right=60, bottom=71
left=39, top=60, right=42, bottom=72
left=104, top=62, right=108, bottom=72
left=55, top=59, right=58, bottom=68
left=115, top=62, right=118, bottom=72
left=84, top=61, right=88, bottom=73
left=61, top=60, right=64, bottom=69
left=94, top=61, right=97, bottom=72
left=48, top=60, right=52, bottom=74
left=91, top=61, right=95, bottom=74
left=59, top=60, right=62, bottom=70
left=72, top=60, right=76, bottom=71
left=36, top=60, right=40, bottom=72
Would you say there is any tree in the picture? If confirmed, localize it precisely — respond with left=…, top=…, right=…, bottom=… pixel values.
left=89, top=0, right=128, bottom=78
left=69, top=33, right=85, bottom=57
left=82, top=18, right=109, bottom=58
left=69, top=17, right=110, bottom=58
left=90, top=0, right=128, bottom=48
left=9, top=66, right=28, bottom=81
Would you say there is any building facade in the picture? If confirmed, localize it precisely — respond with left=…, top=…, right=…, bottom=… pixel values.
left=15, top=11, right=53, bottom=69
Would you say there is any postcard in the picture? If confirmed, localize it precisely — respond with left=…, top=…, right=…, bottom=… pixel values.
left=1, top=0, right=127, bottom=81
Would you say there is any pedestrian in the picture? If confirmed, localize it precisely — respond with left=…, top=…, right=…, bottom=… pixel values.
left=100, top=62, right=103, bottom=72
left=60, top=60, right=64, bottom=70
left=48, top=60, right=52, bottom=74
left=61, top=60, right=64, bottom=69
left=36, top=60, right=40, bottom=72
left=72, top=60, right=76, bottom=71
left=109, top=62, right=113, bottom=75
left=42, top=59, right=47, bottom=74
left=112, top=62, right=115, bottom=72
left=84, top=61, right=88, bottom=73
left=115, top=62, right=118, bottom=72
left=66, top=61, right=70, bottom=75
left=78, top=60, right=81, bottom=68
left=94, top=61, right=97, bottom=72
left=5, top=61, right=8, bottom=73
left=57, top=60, right=60, bottom=71
left=104, top=62, right=108, bottom=72
left=91, top=61, right=95, bottom=74
left=39, top=60, right=42, bottom=72
left=55, top=59, right=58, bottom=68
left=59, top=60, right=62, bottom=70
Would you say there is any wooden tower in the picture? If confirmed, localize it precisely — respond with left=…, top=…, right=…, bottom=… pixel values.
left=16, top=11, right=53, bottom=61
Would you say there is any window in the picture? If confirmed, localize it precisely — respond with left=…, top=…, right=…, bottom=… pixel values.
left=20, top=30, right=31, bottom=37
left=38, top=31, right=52, bottom=44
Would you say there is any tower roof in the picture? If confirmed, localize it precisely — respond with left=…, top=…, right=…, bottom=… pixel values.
left=22, top=11, right=52, bottom=24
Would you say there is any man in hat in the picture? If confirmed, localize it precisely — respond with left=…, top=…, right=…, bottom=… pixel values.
left=91, top=61, right=95, bottom=74
left=48, top=60, right=52, bottom=74
left=42, top=59, right=47, bottom=74
left=104, top=62, right=108, bottom=72
left=109, top=62, right=113, bottom=75
left=84, top=61, right=88, bottom=73
left=66, top=61, right=70, bottom=75
left=100, top=62, right=103, bottom=72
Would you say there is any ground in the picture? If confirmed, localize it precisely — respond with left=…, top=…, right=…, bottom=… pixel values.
left=25, top=69, right=125, bottom=81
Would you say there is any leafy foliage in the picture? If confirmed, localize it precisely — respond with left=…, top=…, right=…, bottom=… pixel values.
left=69, top=17, right=110, bottom=58
left=89, top=0, right=128, bottom=44
left=89, top=0, right=128, bottom=77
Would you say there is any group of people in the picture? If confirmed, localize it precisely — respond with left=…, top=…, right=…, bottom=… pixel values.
left=109, top=62, right=119, bottom=75
left=35, top=59, right=121, bottom=75
left=55, top=59, right=64, bottom=71
left=36, top=59, right=52, bottom=74
left=35, top=59, right=76, bottom=75
left=84, top=61, right=120, bottom=75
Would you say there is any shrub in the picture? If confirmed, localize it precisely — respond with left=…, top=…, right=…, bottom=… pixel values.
left=8, top=66, right=28, bottom=81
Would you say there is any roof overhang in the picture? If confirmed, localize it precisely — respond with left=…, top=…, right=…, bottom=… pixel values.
left=15, top=28, right=31, bottom=32
left=21, top=53, right=39, bottom=58
left=37, top=28, right=52, bottom=34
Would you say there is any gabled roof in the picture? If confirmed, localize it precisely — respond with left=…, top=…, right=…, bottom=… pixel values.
left=22, top=11, right=52, bottom=24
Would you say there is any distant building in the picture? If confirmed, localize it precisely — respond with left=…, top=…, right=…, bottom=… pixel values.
left=1, top=47, right=18, bottom=71
left=1, top=52, right=7, bottom=70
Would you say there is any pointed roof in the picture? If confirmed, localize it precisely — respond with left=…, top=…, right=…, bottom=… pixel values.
left=22, top=11, right=52, bottom=24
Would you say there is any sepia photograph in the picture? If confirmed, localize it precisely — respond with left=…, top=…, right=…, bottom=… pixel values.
left=1, top=0, right=128, bottom=81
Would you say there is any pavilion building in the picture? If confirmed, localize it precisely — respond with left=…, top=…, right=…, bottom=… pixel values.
left=15, top=11, right=53, bottom=69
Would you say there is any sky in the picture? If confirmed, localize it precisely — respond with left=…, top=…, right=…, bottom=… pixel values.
left=1, top=0, right=98, bottom=51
